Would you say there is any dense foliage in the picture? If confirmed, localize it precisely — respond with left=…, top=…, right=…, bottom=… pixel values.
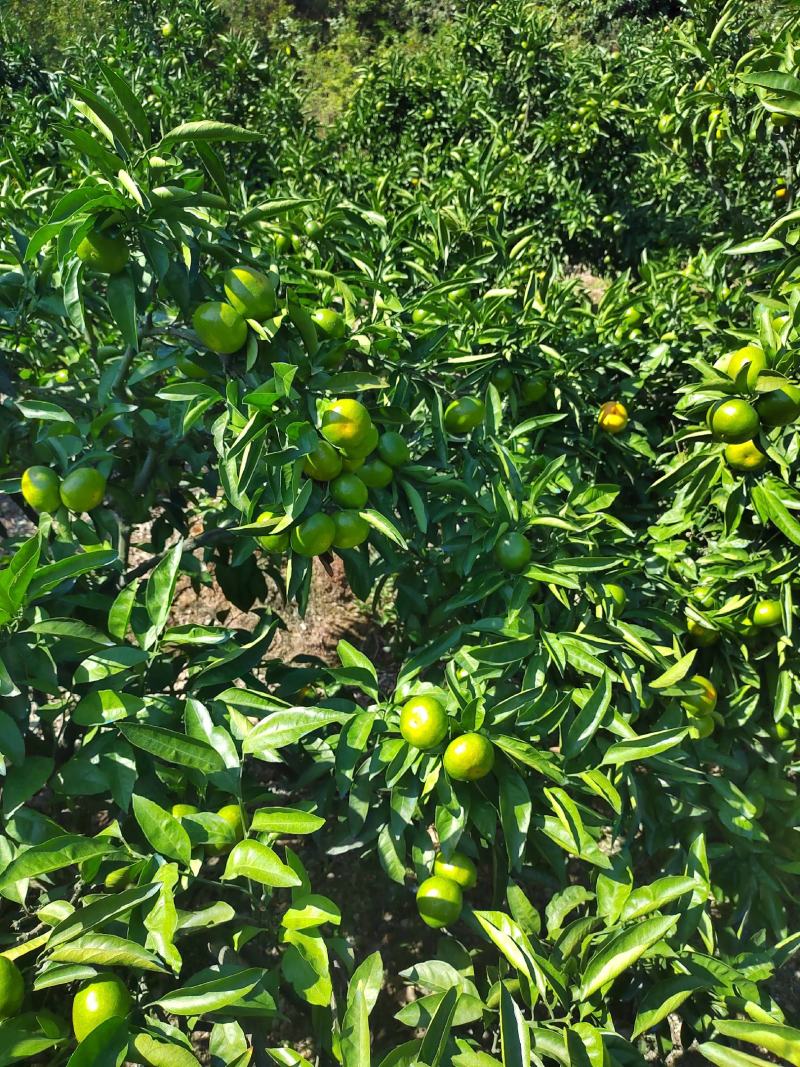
left=0, top=0, right=799, bottom=1064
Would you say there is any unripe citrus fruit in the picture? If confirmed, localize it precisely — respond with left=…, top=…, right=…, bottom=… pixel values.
left=444, top=397, right=485, bottom=433
left=443, top=733, right=495, bottom=780
left=192, top=302, right=248, bottom=355
left=400, top=695, right=448, bottom=749
left=217, top=804, right=246, bottom=843
left=752, top=599, right=782, bottom=628
left=304, top=219, right=324, bottom=238
left=331, top=510, right=370, bottom=549
left=59, top=468, right=106, bottom=513
left=341, top=454, right=365, bottom=472
left=359, top=457, right=393, bottom=488
left=161, top=20, right=174, bottom=36
left=377, top=431, right=410, bottom=467
left=303, top=438, right=343, bottom=481
left=725, top=440, right=767, bottom=471
left=21, top=466, right=61, bottom=513
left=756, top=382, right=800, bottom=427
left=76, top=231, right=129, bottom=274
left=725, top=345, right=766, bottom=390
left=494, top=532, right=532, bottom=573
left=412, top=307, right=431, bottom=324
left=290, top=513, right=336, bottom=556
left=255, top=510, right=290, bottom=553
left=598, top=401, right=628, bottom=434
left=708, top=399, right=760, bottom=443
left=433, top=850, right=477, bottom=889
left=491, top=366, right=514, bottom=393
left=72, top=974, right=131, bottom=1042
left=171, top=803, right=198, bottom=819
left=687, top=715, right=715, bottom=740
left=223, top=266, right=276, bottom=321
left=321, top=399, right=373, bottom=454
left=687, top=618, right=718, bottom=646
left=0, top=957, right=24, bottom=1019
left=416, top=875, right=463, bottom=928
left=330, top=473, right=368, bottom=509
left=344, top=423, right=379, bottom=460
left=311, top=308, right=347, bottom=338
left=520, top=377, right=547, bottom=403
left=603, top=582, right=627, bottom=615
left=681, top=675, right=717, bottom=717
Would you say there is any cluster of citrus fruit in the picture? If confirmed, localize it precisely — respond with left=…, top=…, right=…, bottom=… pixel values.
left=709, top=346, right=800, bottom=471
left=192, top=265, right=277, bottom=355
left=416, top=848, right=478, bottom=929
left=399, top=693, right=495, bottom=790
left=20, top=465, right=106, bottom=514
left=256, top=398, right=411, bottom=558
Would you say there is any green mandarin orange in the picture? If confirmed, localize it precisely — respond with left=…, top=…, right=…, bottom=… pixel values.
left=290, top=513, right=336, bottom=557
left=725, top=440, right=767, bottom=471
left=725, top=345, right=766, bottom=389
left=21, top=466, right=60, bottom=513
left=752, top=599, right=782, bottom=628
left=330, top=473, right=368, bottom=509
left=681, top=675, right=717, bottom=718
left=321, top=399, right=374, bottom=454
left=76, top=231, right=129, bottom=274
left=359, top=457, right=394, bottom=488
left=756, top=381, right=800, bottom=428
left=171, top=803, right=198, bottom=819
left=223, top=265, right=276, bottom=320
left=708, top=398, right=760, bottom=443
left=312, top=308, right=347, bottom=338
left=687, top=618, right=718, bottom=646
left=377, top=432, right=410, bottom=467
left=416, top=876, right=463, bottom=928
left=345, top=423, right=379, bottom=460
left=192, top=301, right=248, bottom=355
left=491, top=366, right=514, bottom=393
left=303, top=438, right=343, bottom=481
left=433, top=850, right=477, bottom=889
left=444, top=397, right=485, bottom=434
left=520, top=377, right=547, bottom=403
left=400, top=695, right=448, bottom=749
left=443, top=733, right=495, bottom=781
left=603, top=583, right=627, bottom=615
left=255, top=510, right=290, bottom=553
left=59, top=468, right=106, bottom=513
left=494, top=532, right=532, bottom=573
left=331, top=510, right=370, bottom=549
left=72, top=975, right=131, bottom=1042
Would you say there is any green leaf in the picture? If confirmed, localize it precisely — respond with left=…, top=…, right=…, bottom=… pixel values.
left=107, top=272, right=138, bottom=349
left=243, top=708, right=350, bottom=754
left=222, top=840, right=302, bottom=888
left=48, top=883, right=160, bottom=949
left=132, top=795, right=192, bottom=866
left=250, top=808, right=325, bottom=835
left=117, top=723, right=225, bottom=773
left=714, top=1020, right=800, bottom=1065
left=50, top=933, right=166, bottom=971
left=145, top=540, right=183, bottom=640
left=0, top=835, right=111, bottom=891
left=580, top=913, right=679, bottom=999
left=159, top=121, right=263, bottom=146
left=153, top=968, right=264, bottom=1014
